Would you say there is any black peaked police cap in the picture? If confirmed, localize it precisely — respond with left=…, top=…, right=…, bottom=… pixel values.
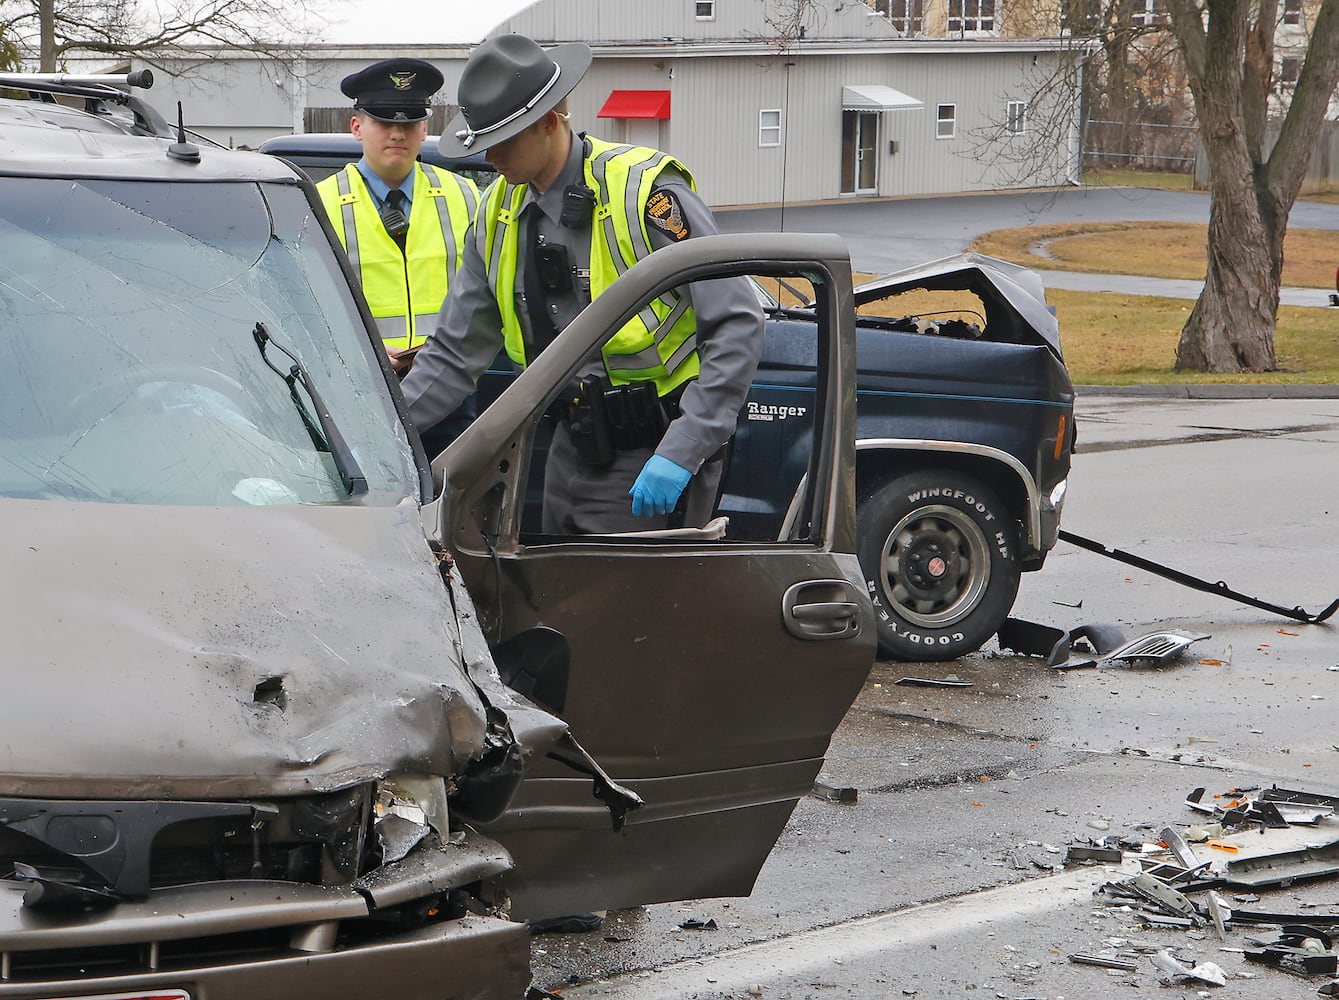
left=342, top=58, right=444, bottom=123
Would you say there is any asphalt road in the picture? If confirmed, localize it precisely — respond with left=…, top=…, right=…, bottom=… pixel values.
left=531, top=395, right=1339, bottom=999
left=717, top=186, right=1339, bottom=305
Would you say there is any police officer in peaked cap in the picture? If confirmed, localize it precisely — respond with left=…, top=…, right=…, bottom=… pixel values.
left=402, top=34, right=764, bottom=535
left=315, top=59, right=480, bottom=449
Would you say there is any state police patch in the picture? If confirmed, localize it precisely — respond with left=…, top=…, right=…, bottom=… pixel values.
left=646, top=189, right=691, bottom=241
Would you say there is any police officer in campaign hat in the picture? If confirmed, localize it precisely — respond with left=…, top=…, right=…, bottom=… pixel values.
left=401, top=34, right=764, bottom=534
left=316, top=58, right=480, bottom=415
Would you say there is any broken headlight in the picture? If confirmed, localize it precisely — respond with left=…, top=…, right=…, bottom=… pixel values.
left=373, top=774, right=451, bottom=865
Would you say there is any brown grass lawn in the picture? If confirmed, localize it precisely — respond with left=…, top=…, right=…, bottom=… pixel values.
left=1047, top=289, right=1339, bottom=384
left=969, top=221, right=1339, bottom=289
left=962, top=213, right=1339, bottom=381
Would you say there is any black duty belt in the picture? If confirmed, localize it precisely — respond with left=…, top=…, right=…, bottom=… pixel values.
left=551, top=375, right=683, bottom=467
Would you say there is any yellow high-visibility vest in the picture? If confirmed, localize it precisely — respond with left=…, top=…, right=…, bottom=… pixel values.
left=318, top=163, right=478, bottom=350
left=477, top=137, right=700, bottom=395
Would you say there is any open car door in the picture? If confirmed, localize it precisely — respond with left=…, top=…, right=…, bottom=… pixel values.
left=427, top=234, right=876, bottom=920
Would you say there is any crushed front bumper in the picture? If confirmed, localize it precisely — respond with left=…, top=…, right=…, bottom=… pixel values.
left=0, top=834, right=529, bottom=1000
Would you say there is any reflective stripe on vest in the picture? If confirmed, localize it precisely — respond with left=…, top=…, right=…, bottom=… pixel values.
left=477, top=183, right=526, bottom=364
left=478, top=139, right=700, bottom=395
left=422, top=162, right=479, bottom=286
left=317, top=163, right=478, bottom=350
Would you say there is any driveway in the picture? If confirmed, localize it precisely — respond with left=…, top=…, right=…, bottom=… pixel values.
left=717, top=186, right=1339, bottom=305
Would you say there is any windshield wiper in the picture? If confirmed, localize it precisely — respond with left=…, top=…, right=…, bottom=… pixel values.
left=252, top=321, right=368, bottom=497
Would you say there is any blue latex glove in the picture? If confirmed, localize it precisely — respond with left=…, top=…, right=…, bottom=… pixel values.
left=629, top=455, right=692, bottom=517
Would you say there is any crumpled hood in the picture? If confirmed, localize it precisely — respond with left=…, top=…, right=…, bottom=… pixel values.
left=0, top=497, right=492, bottom=799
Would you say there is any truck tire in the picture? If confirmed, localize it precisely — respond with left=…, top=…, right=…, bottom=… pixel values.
left=857, top=471, right=1021, bottom=661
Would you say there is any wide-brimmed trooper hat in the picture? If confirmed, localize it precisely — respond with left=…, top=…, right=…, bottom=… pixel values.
left=439, top=34, right=592, bottom=157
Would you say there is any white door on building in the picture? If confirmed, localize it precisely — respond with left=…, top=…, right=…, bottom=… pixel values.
left=840, top=111, right=879, bottom=195
left=625, top=118, right=662, bottom=148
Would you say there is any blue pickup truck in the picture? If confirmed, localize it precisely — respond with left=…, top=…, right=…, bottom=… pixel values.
left=722, top=257, right=1072, bottom=659
left=261, top=134, right=1074, bottom=660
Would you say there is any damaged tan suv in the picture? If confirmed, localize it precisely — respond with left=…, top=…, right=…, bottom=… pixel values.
left=0, top=74, right=876, bottom=999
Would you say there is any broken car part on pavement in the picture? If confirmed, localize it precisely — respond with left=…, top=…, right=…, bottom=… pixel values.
left=1062, top=780, right=1339, bottom=990
left=1059, top=529, right=1339, bottom=624
left=996, top=616, right=1211, bottom=669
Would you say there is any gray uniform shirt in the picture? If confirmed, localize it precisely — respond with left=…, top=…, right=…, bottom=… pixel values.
left=400, top=133, right=764, bottom=474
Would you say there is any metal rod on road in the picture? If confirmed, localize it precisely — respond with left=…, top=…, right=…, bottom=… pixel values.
left=1059, top=529, right=1339, bottom=625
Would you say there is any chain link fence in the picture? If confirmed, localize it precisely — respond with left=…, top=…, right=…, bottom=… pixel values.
left=1083, top=118, right=1339, bottom=193
left=1081, top=118, right=1198, bottom=175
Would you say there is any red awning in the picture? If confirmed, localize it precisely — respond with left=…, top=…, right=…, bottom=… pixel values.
left=597, top=90, right=671, bottom=120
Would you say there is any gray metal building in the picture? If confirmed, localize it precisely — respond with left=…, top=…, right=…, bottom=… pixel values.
left=132, top=0, right=1083, bottom=206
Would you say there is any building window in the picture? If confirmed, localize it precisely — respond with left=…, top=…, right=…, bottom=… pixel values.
left=870, top=0, right=924, bottom=34
left=947, top=0, right=994, bottom=33
left=695, top=0, right=715, bottom=19
left=759, top=109, right=782, bottom=147
left=1006, top=100, right=1027, bottom=134
left=1283, top=0, right=1302, bottom=24
left=936, top=104, right=956, bottom=139
left=1280, top=57, right=1301, bottom=85
left=1131, top=0, right=1167, bottom=26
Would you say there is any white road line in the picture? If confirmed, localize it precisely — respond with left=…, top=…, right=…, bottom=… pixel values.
left=577, top=864, right=1129, bottom=998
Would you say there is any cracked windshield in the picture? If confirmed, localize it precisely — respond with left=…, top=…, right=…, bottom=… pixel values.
left=0, top=178, right=417, bottom=505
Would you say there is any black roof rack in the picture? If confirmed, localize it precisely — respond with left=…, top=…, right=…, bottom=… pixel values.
left=0, top=70, right=173, bottom=138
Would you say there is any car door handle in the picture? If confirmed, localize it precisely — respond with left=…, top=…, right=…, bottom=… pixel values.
left=791, top=601, right=860, bottom=621
left=783, top=580, right=865, bottom=640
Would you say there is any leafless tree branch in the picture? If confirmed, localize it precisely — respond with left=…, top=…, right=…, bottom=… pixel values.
left=0, top=0, right=334, bottom=71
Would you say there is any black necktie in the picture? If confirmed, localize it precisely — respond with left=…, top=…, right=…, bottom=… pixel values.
left=382, top=189, right=409, bottom=249
left=523, top=204, right=557, bottom=358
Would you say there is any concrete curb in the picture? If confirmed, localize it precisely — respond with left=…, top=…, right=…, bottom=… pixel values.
left=1076, top=383, right=1339, bottom=399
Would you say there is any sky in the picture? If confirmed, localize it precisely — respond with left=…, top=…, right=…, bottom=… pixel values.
left=319, top=0, right=540, bottom=45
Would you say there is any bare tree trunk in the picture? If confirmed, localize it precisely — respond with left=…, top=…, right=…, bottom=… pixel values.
left=1170, top=0, right=1339, bottom=372
left=1169, top=0, right=1274, bottom=371
left=39, top=0, right=56, bottom=72
left=1176, top=186, right=1279, bottom=371
left=1241, top=0, right=1277, bottom=161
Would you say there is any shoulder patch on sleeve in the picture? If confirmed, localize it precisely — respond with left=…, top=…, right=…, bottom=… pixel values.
left=645, top=189, right=691, bottom=241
